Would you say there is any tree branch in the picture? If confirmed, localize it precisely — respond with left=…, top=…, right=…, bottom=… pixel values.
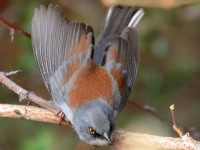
left=0, top=103, right=200, bottom=150
left=0, top=71, right=60, bottom=115
left=0, top=104, right=68, bottom=125
left=113, top=129, right=200, bottom=150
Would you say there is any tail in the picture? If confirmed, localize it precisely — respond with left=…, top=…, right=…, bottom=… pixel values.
left=93, top=5, right=144, bottom=65
left=100, top=5, right=144, bottom=39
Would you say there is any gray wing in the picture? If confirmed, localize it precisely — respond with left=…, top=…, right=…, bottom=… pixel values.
left=93, top=6, right=143, bottom=112
left=104, top=28, right=139, bottom=112
left=93, top=5, right=143, bottom=65
left=119, top=28, right=139, bottom=111
left=32, top=4, right=94, bottom=98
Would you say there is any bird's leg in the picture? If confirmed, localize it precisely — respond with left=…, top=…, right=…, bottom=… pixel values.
left=56, top=110, right=69, bottom=126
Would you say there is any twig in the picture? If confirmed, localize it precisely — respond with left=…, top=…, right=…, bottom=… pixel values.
left=0, top=16, right=31, bottom=38
left=0, top=71, right=60, bottom=115
left=169, top=104, right=199, bottom=150
left=170, top=104, right=183, bottom=137
left=3, top=70, right=21, bottom=77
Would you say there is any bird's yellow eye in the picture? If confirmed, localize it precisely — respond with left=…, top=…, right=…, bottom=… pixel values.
left=89, top=127, right=96, bottom=135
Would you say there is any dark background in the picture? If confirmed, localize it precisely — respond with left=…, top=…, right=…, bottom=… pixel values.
left=0, top=0, right=200, bottom=149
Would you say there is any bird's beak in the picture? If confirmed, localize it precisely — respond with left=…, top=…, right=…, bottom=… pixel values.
left=103, top=132, right=112, bottom=143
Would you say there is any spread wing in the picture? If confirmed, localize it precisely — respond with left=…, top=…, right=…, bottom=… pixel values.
left=104, top=28, right=139, bottom=112
left=93, top=6, right=143, bottom=112
left=31, top=4, right=94, bottom=105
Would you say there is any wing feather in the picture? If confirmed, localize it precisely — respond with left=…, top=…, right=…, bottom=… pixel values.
left=93, top=6, right=143, bottom=112
left=104, top=28, right=139, bottom=112
left=31, top=4, right=94, bottom=98
left=119, top=28, right=139, bottom=110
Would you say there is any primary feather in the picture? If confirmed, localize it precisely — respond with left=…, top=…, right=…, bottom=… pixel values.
left=32, top=4, right=94, bottom=105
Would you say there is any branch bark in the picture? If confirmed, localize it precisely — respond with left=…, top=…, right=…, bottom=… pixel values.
left=0, top=104, right=68, bottom=125
left=113, top=130, right=200, bottom=150
left=0, top=104, right=200, bottom=150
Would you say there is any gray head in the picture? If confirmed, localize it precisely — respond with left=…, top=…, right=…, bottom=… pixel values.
left=72, top=99, right=115, bottom=145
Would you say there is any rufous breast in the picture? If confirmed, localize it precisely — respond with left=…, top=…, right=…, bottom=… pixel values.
left=68, top=62, right=113, bottom=108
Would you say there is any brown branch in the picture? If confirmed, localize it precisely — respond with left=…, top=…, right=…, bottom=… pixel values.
left=100, top=0, right=200, bottom=9
left=170, top=104, right=184, bottom=138
left=113, top=129, right=200, bottom=150
left=0, top=16, right=31, bottom=38
left=0, top=104, right=200, bottom=150
left=0, top=104, right=68, bottom=126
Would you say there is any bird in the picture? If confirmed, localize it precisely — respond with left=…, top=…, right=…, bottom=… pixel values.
left=31, top=4, right=144, bottom=146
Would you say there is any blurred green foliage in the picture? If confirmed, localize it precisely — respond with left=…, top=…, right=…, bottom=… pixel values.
left=0, top=0, right=200, bottom=150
